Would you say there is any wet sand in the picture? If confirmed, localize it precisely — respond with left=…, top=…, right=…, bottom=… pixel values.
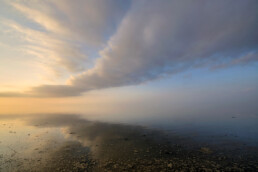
left=0, top=114, right=258, bottom=171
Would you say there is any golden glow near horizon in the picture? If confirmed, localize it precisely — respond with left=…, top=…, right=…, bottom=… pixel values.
left=0, top=87, right=150, bottom=114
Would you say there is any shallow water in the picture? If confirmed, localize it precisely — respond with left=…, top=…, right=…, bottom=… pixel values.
left=0, top=114, right=257, bottom=171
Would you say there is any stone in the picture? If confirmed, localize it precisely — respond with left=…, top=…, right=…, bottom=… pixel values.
left=168, top=163, right=173, bottom=168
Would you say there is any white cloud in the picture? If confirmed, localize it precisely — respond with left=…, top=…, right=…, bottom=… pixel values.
left=3, top=20, right=87, bottom=74
left=1, top=0, right=129, bottom=75
left=10, top=0, right=129, bottom=45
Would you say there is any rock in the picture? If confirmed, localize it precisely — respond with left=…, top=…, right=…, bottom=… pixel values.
left=202, top=168, right=212, bottom=172
left=200, top=147, right=212, bottom=154
left=168, top=163, right=173, bottom=168
left=74, top=162, right=87, bottom=169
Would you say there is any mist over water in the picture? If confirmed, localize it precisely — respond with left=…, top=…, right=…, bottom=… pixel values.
left=1, top=81, right=258, bottom=171
left=0, top=113, right=257, bottom=171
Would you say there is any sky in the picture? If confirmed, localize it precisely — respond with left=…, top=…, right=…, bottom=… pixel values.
left=0, top=0, right=257, bottom=118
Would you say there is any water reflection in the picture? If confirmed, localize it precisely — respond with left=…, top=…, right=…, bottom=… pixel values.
left=0, top=114, right=258, bottom=171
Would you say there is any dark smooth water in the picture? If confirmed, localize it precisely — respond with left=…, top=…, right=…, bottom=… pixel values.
left=0, top=114, right=257, bottom=171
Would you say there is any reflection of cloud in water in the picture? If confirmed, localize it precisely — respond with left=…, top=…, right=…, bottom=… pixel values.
left=24, top=114, right=163, bottom=160
left=1, top=114, right=258, bottom=171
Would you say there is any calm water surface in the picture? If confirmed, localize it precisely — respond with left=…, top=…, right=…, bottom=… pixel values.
left=0, top=114, right=257, bottom=171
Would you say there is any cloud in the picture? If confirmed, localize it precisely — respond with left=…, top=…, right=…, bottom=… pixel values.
left=1, top=0, right=258, bottom=97
left=0, top=92, right=30, bottom=97
left=3, top=20, right=87, bottom=73
left=10, top=2, right=69, bottom=36
left=10, top=0, right=130, bottom=45
left=1, top=0, right=129, bottom=76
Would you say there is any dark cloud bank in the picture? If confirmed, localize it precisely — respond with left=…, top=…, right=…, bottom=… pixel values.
left=1, top=0, right=258, bottom=97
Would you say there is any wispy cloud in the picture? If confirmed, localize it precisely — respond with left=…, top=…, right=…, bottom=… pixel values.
left=0, top=0, right=258, bottom=97
left=1, top=0, right=129, bottom=75
left=10, top=2, right=69, bottom=36
left=2, top=19, right=87, bottom=75
left=10, top=0, right=129, bottom=45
